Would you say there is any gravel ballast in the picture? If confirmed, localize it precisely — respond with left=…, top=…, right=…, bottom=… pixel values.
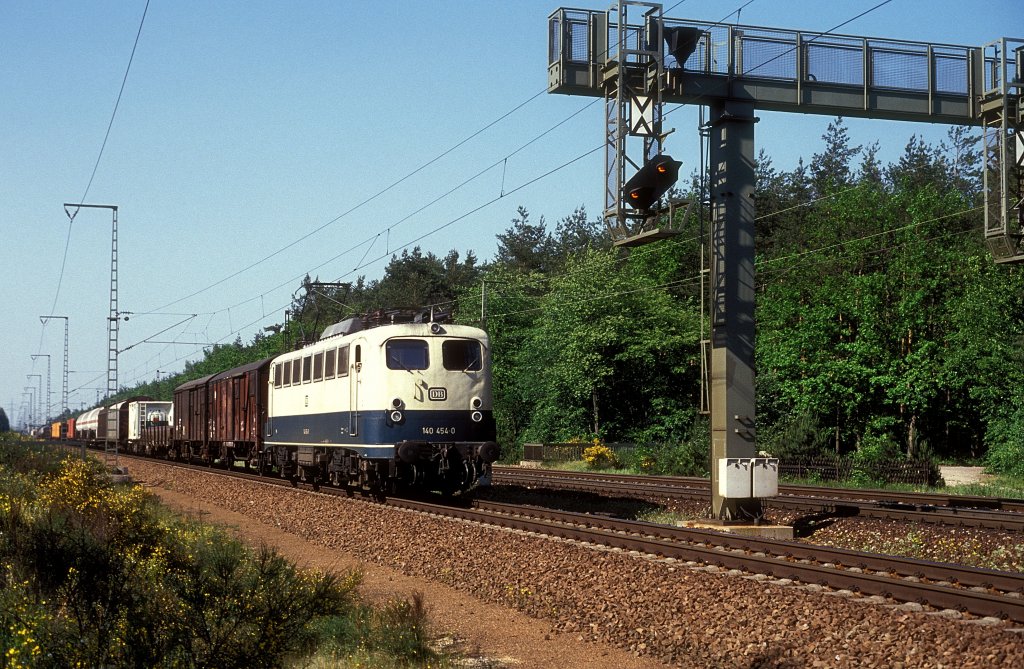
left=129, top=461, right=1024, bottom=668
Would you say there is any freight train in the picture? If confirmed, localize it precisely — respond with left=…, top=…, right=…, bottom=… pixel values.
left=52, top=311, right=499, bottom=494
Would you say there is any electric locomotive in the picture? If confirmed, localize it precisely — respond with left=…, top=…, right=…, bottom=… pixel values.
left=263, top=312, right=499, bottom=493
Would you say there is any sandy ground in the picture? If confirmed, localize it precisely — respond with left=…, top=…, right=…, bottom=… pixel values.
left=938, top=466, right=989, bottom=487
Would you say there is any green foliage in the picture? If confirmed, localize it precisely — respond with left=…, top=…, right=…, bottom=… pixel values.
left=985, top=399, right=1024, bottom=477
left=0, top=434, right=448, bottom=669
left=0, top=407, right=9, bottom=433
left=849, top=423, right=903, bottom=487
left=310, top=592, right=443, bottom=668
left=622, top=440, right=709, bottom=478
left=620, top=421, right=710, bottom=477
left=758, top=410, right=830, bottom=459
left=509, top=244, right=701, bottom=444
left=755, top=127, right=1023, bottom=462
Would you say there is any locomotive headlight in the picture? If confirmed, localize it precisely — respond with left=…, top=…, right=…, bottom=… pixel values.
left=391, top=397, right=404, bottom=410
left=390, top=410, right=404, bottom=423
left=470, top=396, right=482, bottom=409
left=471, top=411, right=483, bottom=423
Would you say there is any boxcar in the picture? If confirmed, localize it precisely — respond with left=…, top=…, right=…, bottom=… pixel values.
left=208, top=358, right=273, bottom=465
left=173, top=374, right=217, bottom=458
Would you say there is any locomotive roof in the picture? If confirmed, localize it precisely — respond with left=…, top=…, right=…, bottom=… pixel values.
left=319, top=308, right=458, bottom=341
left=302, top=321, right=486, bottom=350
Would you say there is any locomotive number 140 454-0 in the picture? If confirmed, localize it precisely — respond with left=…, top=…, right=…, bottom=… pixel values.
left=422, top=426, right=455, bottom=435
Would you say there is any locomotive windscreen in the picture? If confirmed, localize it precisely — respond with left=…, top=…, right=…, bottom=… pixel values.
left=442, top=340, right=482, bottom=371
left=386, top=339, right=429, bottom=370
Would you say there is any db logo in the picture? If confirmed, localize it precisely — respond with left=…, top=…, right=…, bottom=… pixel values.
left=428, top=387, right=447, bottom=401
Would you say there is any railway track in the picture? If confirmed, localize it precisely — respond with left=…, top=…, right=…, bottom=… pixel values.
left=95, top=450, right=1024, bottom=625
left=494, top=466, right=1024, bottom=532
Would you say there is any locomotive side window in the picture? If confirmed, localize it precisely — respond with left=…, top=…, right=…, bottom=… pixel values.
left=386, top=339, right=429, bottom=370
left=313, top=352, right=324, bottom=381
left=274, top=364, right=282, bottom=388
left=442, top=340, right=483, bottom=371
left=283, top=361, right=292, bottom=386
left=324, top=348, right=336, bottom=380
left=302, top=356, right=312, bottom=383
left=337, top=345, right=350, bottom=377
left=292, top=359, right=301, bottom=385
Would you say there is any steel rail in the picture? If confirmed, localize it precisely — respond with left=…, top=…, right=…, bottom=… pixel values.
left=471, top=499, right=1024, bottom=594
left=495, top=467, right=1024, bottom=512
left=494, top=468, right=1024, bottom=531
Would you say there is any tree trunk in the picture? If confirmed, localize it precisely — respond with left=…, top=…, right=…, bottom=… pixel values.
left=907, top=413, right=918, bottom=458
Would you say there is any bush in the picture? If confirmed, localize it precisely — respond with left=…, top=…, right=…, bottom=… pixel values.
left=986, top=402, right=1024, bottom=477
left=310, top=592, right=443, bottom=667
left=582, top=441, right=620, bottom=470
left=850, top=427, right=903, bottom=487
left=759, top=410, right=829, bottom=460
left=622, top=438, right=709, bottom=477
left=0, top=434, right=438, bottom=669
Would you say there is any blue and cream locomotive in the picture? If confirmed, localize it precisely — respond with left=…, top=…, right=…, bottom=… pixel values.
left=263, top=313, right=499, bottom=493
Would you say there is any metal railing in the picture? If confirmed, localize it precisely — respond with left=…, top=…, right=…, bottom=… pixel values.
left=547, top=8, right=1018, bottom=123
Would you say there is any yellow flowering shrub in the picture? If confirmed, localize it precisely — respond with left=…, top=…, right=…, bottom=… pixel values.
left=582, top=439, right=620, bottom=469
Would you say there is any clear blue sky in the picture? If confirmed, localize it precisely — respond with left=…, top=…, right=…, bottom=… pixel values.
left=2, top=0, right=1019, bottom=426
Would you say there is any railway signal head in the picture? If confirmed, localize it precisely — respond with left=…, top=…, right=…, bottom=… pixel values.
left=623, top=154, right=682, bottom=211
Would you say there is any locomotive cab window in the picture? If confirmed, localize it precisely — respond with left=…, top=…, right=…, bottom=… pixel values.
left=313, top=352, right=324, bottom=381
left=386, top=339, right=428, bottom=370
left=302, top=356, right=312, bottom=383
left=274, top=364, right=282, bottom=388
left=283, top=361, right=292, bottom=386
left=292, top=359, right=301, bottom=385
left=442, top=339, right=483, bottom=371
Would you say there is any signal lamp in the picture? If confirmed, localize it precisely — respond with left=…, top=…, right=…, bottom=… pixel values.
left=623, top=154, right=682, bottom=210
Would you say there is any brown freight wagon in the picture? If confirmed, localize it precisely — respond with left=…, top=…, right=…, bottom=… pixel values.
left=66, top=417, right=76, bottom=440
left=208, top=357, right=274, bottom=465
left=173, top=373, right=217, bottom=459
